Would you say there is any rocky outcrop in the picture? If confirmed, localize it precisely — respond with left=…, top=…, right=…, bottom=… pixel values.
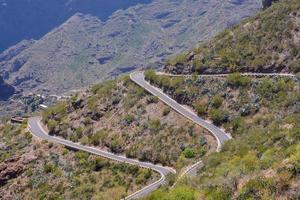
left=0, top=156, right=24, bottom=186
left=0, top=76, right=15, bottom=101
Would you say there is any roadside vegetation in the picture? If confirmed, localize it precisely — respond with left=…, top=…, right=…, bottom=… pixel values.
left=164, top=0, right=300, bottom=74
left=0, top=120, right=158, bottom=200
left=42, top=76, right=216, bottom=169
left=143, top=70, right=300, bottom=199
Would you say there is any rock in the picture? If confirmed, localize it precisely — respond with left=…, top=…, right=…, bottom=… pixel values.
left=0, top=156, right=24, bottom=186
left=91, top=112, right=103, bottom=121
left=22, top=153, right=37, bottom=164
left=0, top=142, right=7, bottom=150
left=72, top=99, right=84, bottom=109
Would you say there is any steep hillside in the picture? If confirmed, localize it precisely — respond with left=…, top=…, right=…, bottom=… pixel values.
left=0, top=0, right=151, bottom=52
left=0, top=120, right=159, bottom=200
left=0, top=76, right=15, bottom=101
left=164, top=0, right=300, bottom=75
left=42, top=76, right=217, bottom=169
left=144, top=72, right=300, bottom=199
left=0, top=0, right=262, bottom=95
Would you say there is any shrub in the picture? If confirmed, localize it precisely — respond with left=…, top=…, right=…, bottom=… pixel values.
left=167, top=53, right=187, bottom=66
left=146, top=96, right=159, bottom=104
left=148, top=119, right=162, bottom=132
left=145, top=69, right=158, bottom=83
left=209, top=109, right=225, bottom=125
left=47, top=120, right=58, bottom=134
left=238, top=178, right=276, bottom=200
left=192, top=59, right=206, bottom=73
left=123, top=114, right=135, bottom=125
left=183, top=148, right=196, bottom=158
left=289, top=59, right=300, bottom=73
left=204, top=186, right=232, bottom=200
left=44, top=164, right=55, bottom=173
left=87, top=96, right=97, bottom=110
left=211, top=95, right=223, bottom=108
left=226, top=73, right=251, bottom=88
left=193, top=100, right=208, bottom=116
left=162, top=107, right=171, bottom=116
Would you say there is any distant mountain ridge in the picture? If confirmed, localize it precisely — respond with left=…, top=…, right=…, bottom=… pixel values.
left=0, top=0, right=262, bottom=95
left=0, top=0, right=151, bottom=52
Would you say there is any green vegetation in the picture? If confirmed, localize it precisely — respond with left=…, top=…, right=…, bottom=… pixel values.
left=144, top=186, right=199, bottom=200
left=226, top=73, right=251, bottom=88
left=166, top=0, right=300, bottom=74
left=0, top=121, right=158, bottom=200
left=148, top=72, right=300, bottom=199
left=42, top=76, right=211, bottom=167
left=183, top=148, right=196, bottom=159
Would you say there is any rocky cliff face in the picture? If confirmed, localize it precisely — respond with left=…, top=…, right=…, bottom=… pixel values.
left=0, top=0, right=262, bottom=95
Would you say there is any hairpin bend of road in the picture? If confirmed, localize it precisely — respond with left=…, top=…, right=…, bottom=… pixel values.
left=28, top=71, right=297, bottom=199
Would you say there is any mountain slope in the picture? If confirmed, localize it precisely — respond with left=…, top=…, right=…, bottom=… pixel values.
left=0, top=121, right=158, bottom=200
left=0, top=0, right=262, bottom=95
left=164, top=0, right=300, bottom=75
left=144, top=73, right=300, bottom=200
left=0, top=76, right=15, bottom=101
left=0, top=0, right=151, bottom=52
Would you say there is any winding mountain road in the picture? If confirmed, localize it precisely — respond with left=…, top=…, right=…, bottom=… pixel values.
left=28, top=71, right=297, bottom=199
left=130, top=71, right=232, bottom=151
left=28, top=117, right=175, bottom=200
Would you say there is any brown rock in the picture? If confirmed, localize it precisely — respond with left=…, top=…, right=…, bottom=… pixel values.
left=0, top=156, right=25, bottom=186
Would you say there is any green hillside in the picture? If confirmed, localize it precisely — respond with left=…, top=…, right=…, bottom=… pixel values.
left=144, top=71, right=300, bottom=200
left=165, top=0, right=300, bottom=75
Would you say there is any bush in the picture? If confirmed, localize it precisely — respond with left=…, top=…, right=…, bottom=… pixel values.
left=47, top=120, right=58, bottom=134
left=183, top=148, right=196, bottom=158
left=148, top=119, right=162, bottom=132
left=123, top=114, right=135, bottom=125
left=146, top=96, right=159, bottom=104
left=167, top=53, right=187, bottom=66
left=162, top=107, right=171, bottom=116
left=238, top=178, right=275, bottom=200
left=209, top=109, right=224, bottom=125
left=289, top=59, right=300, bottom=73
left=192, top=59, right=206, bottom=73
left=211, top=95, right=223, bottom=108
left=44, top=164, right=55, bottom=173
left=145, top=69, right=158, bottom=83
left=226, top=73, right=251, bottom=88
